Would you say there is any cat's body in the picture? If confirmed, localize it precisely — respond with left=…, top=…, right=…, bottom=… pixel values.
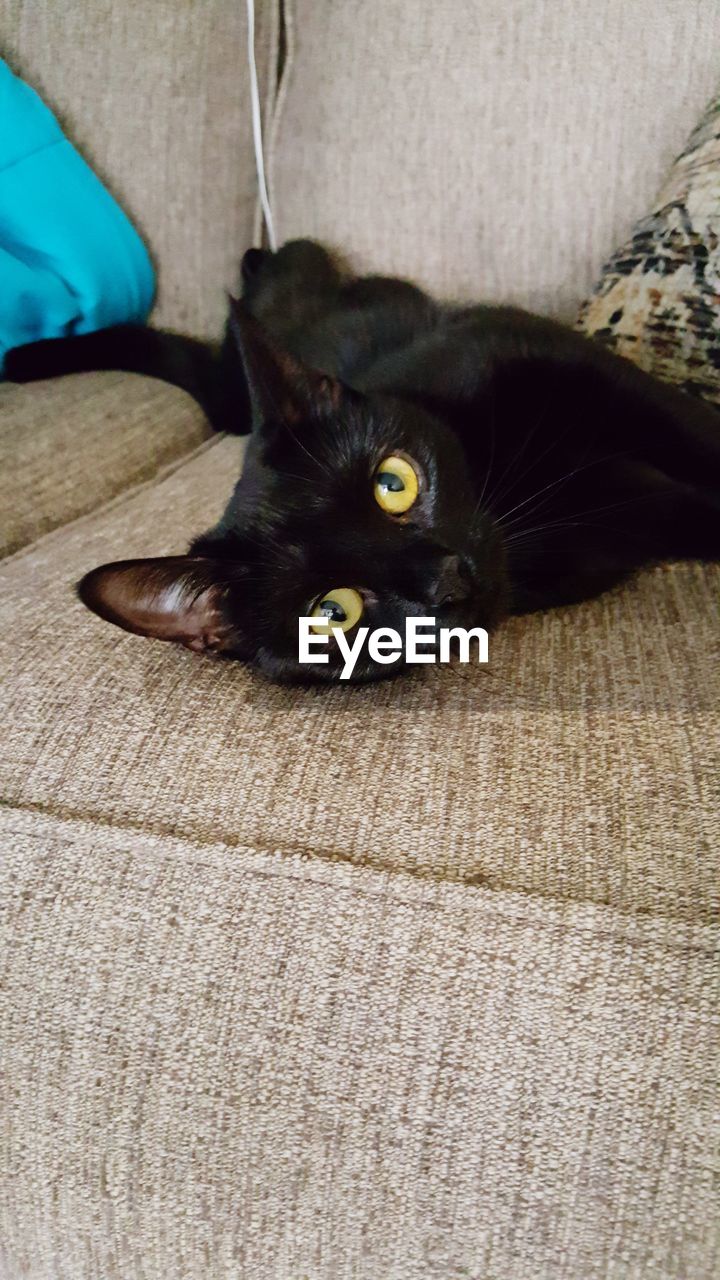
left=7, top=239, right=720, bottom=682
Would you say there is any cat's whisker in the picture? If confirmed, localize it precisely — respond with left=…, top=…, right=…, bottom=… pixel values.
left=504, top=521, right=590, bottom=546
left=275, top=471, right=318, bottom=485
left=477, top=401, right=584, bottom=531
left=482, top=400, right=554, bottom=514
left=501, top=490, right=661, bottom=548
left=495, top=470, right=586, bottom=528
left=489, top=406, right=608, bottom=516
left=279, top=417, right=334, bottom=480
left=495, top=450, right=628, bottom=530
left=474, top=385, right=497, bottom=514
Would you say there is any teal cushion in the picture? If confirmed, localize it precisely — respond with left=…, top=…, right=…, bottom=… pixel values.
left=0, top=60, right=155, bottom=373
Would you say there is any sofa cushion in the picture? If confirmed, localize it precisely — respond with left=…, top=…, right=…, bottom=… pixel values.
left=2, top=434, right=717, bottom=923
left=270, top=0, right=720, bottom=318
left=2, top=806, right=716, bottom=1279
left=0, top=372, right=211, bottom=557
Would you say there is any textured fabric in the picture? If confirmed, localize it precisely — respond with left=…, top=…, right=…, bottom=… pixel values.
left=0, top=61, right=153, bottom=370
left=2, top=436, right=718, bottom=923
left=579, top=91, right=720, bottom=403
left=270, top=0, right=720, bottom=319
left=1, top=0, right=277, bottom=338
left=0, top=373, right=211, bottom=557
left=1, top=808, right=717, bottom=1280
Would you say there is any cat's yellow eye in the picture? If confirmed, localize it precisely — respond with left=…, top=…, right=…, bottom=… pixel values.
left=310, top=587, right=364, bottom=634
left=373, top=454, right=419, bottom=515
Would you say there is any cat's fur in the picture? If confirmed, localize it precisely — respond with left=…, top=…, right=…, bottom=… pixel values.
left=6, top=239, right=720, bottom=683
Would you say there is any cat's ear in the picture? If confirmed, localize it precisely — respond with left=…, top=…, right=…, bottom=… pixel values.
left=77, top=557, right=237, bottom=652
left=227, top=296, right=342, bottom=430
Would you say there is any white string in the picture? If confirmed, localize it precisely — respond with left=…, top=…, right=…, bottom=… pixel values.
left=245, top=0, right=277, bottom=250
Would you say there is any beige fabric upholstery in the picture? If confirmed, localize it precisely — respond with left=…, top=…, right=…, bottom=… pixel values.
left=1, top=438, right=718, bottom=923
left=1, top=0, right=277, bottom=337
left=2, top=808, right=717, bottom=1280
left=271, top=0, right=720, bottom=318
left=1, top=437, right=718, bottom=1274
left=0, top=374, right=210, bottom=556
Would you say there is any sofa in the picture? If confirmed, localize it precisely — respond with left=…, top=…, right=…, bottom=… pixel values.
left=1, top=3, right=719, bottom=1277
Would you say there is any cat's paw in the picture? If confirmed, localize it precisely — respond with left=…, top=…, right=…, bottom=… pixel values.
left=241, top=247, right=270, bottom=284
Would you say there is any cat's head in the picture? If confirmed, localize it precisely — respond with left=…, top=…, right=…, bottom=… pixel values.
left=79, top=303, right=508, bottom=683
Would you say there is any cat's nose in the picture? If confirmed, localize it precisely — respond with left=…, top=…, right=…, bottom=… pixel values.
left=427, top=554, right=470, bottom=607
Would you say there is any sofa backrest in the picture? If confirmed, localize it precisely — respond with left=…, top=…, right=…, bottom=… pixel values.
left=4, top=1, right=720, bottom=335
left=269, top=0, right=720, bottom=318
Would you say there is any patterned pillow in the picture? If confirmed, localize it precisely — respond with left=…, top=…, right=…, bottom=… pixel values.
left=577, top=92, right=720, bottom=406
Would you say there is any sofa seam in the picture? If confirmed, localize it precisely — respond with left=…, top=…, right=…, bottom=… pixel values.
left=2, top=798, right=717, bottom=940
left=1, top=428, right=227, bottom=567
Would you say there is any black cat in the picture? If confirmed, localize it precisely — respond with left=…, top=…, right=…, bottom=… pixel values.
left=6, top=239, right=720, bottom=683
